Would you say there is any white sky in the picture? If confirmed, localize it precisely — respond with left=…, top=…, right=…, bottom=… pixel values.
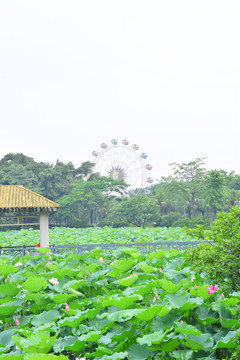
left=0, top=1, right=239, bottom=184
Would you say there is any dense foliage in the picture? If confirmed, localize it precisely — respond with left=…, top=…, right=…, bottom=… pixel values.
left=0, top=227, right=194, bottom=247
left=1, top=246, right=240, bottom=359
left=185, top=206, right=240, bottom=294
left=1, top=153, right=240, bottom=228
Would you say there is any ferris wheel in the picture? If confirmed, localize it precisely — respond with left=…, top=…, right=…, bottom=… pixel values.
left=91, top=139, right=153, bottom=194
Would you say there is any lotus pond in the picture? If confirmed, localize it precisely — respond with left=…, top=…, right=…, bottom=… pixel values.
left=0, top=245, right=240, bottom=360
left=0, top=227, right=195, bottom=247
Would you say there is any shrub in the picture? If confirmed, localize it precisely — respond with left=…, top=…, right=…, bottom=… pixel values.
left=186, top=206, right=240, bottom=293
left=172, top=216, right=210, bottom=229
left=155, top=212, right=182, bottom=227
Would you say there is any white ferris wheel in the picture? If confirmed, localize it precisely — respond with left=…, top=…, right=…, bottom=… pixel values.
left=91, top=139, right=153, bottom=195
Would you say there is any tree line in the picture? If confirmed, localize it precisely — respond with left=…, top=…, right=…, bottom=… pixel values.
left=0, top=153, right=240, bottom=228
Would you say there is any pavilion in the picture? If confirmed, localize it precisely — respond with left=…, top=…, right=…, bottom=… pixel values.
left=0, top=185, right=60, bottom=247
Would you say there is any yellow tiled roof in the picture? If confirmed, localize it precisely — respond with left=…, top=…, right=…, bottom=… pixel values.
left=0, top=185, right=60, bottom=211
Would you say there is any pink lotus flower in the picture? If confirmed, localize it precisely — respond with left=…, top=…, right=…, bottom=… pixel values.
left=49, top=277, right=59, bottom=285
left=206, top=284, right=219, bottom=295
left=15, top=318, right=20, bottom=326
left=194, top=284, right=198, bottom=289
left=221, top=293, right=224, bottom=298
left=14, top=262, right=22, bottom=267
left=65, top=303, right=70, bottom=311
left=153, top=296, right=157, bottom=303
left=99, top=257, right=104, bottom=262
left=159, top=267, right=162, bottom=273
left=45, top=262, right=52, bottom=266
left=97, top=298, right=100, bottom=304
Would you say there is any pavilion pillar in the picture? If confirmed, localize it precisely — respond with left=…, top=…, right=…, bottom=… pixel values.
left=39, top=210, right=49, bottom=247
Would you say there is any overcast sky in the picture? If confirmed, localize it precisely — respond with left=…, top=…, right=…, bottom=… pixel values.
left=0, top=1, right=239, bottom=185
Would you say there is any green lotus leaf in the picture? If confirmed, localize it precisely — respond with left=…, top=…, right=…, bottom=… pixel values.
left=79, top=330, right=102, bottom=342
left=190, top=285, right=212, bottom=300
left=0, top=300, right=23, bottom=316
left=25, top=292, right=50, bottom=307
left=31, top=310, right=60, bottom=327
left=111, top=325, right=137, bottom=343
left=165, top=292, right=190, bottom=308
left=35, top=247, right=51, bottom=254
left=18, top=315, right=32, bottom=325
left=0, top=283, right=20, bottom=296
left=58, top=311, right=84, bottom=327
left=110, top=259, right=135, bottom=272
left=86, top=263, right=100, bottom=273
left=63, top=279, right=88, bottom=290
left=85, top=346, right=112, bottom=357
left=152, top=312, right=179, bottom=331
left=213, top=330, right=237, bottom=349
left=53, top=335, right=85, bottom=353
left=219, top=304, right=239, bottom=328
left=122, top=282, right=158, bottom=296
left=0, top=329, right=15, bottom=347
left=22, top=277, right=48, bottom=292
left=224, top=298, right=239, bottom=306
left=12, top=332, right=58, bottom=354
left=68, top=287, right=84, bottom=297
left=45, top=264, right=59, bottom=270
left=117, top=274, right=138, bottom=287
left=104, top=295, right=142, bottom=309
left=103, top=309, right=141, bottom=322
left=135, top=305, right=166, bottom=321
left=175, top=321, right=201, bottom=335
left=159, top=279, right=182, bottom=294
left=0, top=296, right=12, bottom=305
left=159, top=338, right=179, bottom=352
left=51, top=293, right=73, bottom=304
left=108, top=269, right=122, bottom=278
left=137, top=330, right=166, bottom=346
left=148, top=250, right=166, bottom=259
left=137, top=261, right=157, bottom=273
left=157, top=305, right=171, bottom=317
left=195, top=306, right=219, bottom=325
left=127, top=344, right=152, bottom=360
left=0, top=264, right=17, bottom=276
left=185, top=333, right=213, bottom=351
left=181, top=297, right=204, bottom=311
left=100, top=351, right=129, bottom=360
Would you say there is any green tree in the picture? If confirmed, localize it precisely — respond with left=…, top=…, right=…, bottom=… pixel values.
left=108, top=194, right=161, bottom=227
left=0, top=153, right=45, bottom=193
left=203, top=169, right=226, bottom=223
left=57, top=175, right=128, bottom=226
left=161, top=158, right=206, bottom=219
